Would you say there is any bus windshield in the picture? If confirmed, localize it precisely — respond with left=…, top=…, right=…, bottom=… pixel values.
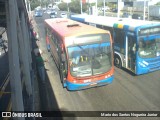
left=68, top=43, right=112, bottom=77
left=138, top=37, right=160, bottom=58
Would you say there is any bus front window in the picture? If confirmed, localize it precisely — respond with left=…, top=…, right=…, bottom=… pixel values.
left=138, top=38, right=160, bottom=58
left=68, top=43, right=112, bottom=77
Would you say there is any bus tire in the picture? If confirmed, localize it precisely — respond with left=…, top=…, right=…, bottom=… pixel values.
left=114, top=55, right=122, bottom=68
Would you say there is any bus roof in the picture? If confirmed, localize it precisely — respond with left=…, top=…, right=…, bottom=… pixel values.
left=44, top=18, right=109, bottom=38
left=70, top=14, right=86, bottom=23
left=71, top=14, right=160, bottom=32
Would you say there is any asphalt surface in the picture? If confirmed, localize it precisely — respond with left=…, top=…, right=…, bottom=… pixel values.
left=33, top=13, right=160, bottom=120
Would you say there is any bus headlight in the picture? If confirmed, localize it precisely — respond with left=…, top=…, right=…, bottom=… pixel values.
left=138, top=62, right=146, bottom=67
left=142, top=60, right=149, bottom=66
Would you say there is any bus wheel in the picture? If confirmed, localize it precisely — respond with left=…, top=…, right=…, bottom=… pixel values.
left=114, top=56, right=122, bottom=68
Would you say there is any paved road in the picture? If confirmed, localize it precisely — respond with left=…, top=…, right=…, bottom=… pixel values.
left=33, top=14, right=160, bottom=120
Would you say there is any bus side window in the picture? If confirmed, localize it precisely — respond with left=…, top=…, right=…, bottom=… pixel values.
left=51, top=34, right=59, bottom=50
left=61, top=49, right=68, bottom=78
left=57, top=39, right=63, bottom=54
left=48, top=28, right=52, bottom=38
left=55, top=37, right=59, bottom=49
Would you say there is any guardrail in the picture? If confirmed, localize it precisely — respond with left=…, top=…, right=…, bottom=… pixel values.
left=0, top=27, right=6, bottom=35
left=0, top=73, right=10, bottom=99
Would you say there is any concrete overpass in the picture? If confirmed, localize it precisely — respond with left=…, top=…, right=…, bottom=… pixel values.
left=0, top=0, right=38, bottom=119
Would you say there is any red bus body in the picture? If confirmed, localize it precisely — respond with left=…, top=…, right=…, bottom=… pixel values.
left=45, top=18, right=114, bottom=90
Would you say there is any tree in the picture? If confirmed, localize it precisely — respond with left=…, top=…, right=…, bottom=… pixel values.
left=30, top=0, right=40, bottom=10
left=69, top=0, right=87, bottom=14
left=58, top=2, right=68, bottom=11
left=69, top=0, right=81, bottom=13
left=58, top=0, right=88, bottom=14
left=29, top=0, right=49, bottom=10
left=156, top=2, right=160, bottom=5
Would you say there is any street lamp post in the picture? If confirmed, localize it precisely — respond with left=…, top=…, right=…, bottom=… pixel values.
left=81, top=0, right=82, bottom=14
left=67, top=0, right=69, bottom=12
left=143, top=0, right=146, bottom=20
left=117, top=0, right=120, bottom=18
left=95, top=0, right=97, bottom=16
left=103, top=0, right=105, bottom=16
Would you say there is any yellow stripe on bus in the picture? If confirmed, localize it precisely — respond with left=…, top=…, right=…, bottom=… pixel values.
left=118, top=24, right=123, bottom=29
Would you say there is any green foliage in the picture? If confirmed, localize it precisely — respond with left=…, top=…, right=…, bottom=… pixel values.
left=82, top=3, right=88, bottom=13
left=94, top=2, right=114, bottom=9
left=71, top=0, right=88, bottom=13
left=156, top=2, right=160, bottom=5
left=30, top=0, right=40, bottom=10
left=58, top=0, right=88, bottom=14
left=69, top=0, right=81, bottom=13
left=30, top=0, right=50, bottom=10
left=58, top=2, right=68, bottom=11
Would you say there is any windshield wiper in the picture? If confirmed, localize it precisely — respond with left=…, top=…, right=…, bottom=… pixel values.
left=77, top=45, right=90, bottom=57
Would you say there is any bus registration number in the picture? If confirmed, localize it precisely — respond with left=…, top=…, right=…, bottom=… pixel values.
left=84, top=79, right=91, bottom=83
left=90, top=82, right=97, bottom=86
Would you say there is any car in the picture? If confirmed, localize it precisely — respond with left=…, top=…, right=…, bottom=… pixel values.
left=60, top=13, right=67, bottom=18
left=132, top=14, right=143, bottom=20
left=46, top=9, right=52, bottom=14
left=112, top=8, right=117, bottom=13
left=34, top=10, right=43, bottom=17
left=50, top=9, right=57, bottom=14
left=100, top=7, right=110, bottom=11
left=50, top=12, right=56, bottom=18
left=122, top=13, right=131, bottom=18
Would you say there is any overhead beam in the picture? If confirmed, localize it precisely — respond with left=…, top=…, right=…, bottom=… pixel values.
left=7, top=0, right=25, bottom=116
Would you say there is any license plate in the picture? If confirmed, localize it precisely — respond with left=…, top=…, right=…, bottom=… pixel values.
left=90, top=82, right=97, bottom=86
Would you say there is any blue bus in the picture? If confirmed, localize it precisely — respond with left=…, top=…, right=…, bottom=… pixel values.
left=71, top=15, right=160, bottom=75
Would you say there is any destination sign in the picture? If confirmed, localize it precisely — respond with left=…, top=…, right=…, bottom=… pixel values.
left=139, top=27, right=160, bottom=36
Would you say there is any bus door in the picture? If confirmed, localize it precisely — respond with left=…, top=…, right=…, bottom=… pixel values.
left=126, top=34, right=136, bottom=72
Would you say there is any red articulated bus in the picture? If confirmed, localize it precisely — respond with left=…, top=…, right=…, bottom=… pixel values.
left=44, top=18, right=114, bottom=90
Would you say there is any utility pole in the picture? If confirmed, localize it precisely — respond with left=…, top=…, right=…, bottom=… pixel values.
left=117, top=0, right=120, bottom=18
left=148, top=1, right=149, bottom=20
left=40, top=0, right=42, bottom=7
left=88, top=0, right=90, bottom=15
left=67, top=0, right=69, bottom=12
left=81, top=0, right=82, bottom=14
left=95, top=0, right=97, bottom=15
left=25, top=0, right=28, bottom=12
left=143, top=0, right=146, bottom=20
left=29, top=0, right=31, bottom=15
left=103, top=0, right=105, bottom=16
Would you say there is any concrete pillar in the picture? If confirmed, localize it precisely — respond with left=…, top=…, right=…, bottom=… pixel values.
left=25, top=20, right=33, bottom=70
left=103, top=0, right=105, bottom=16
left=6, top=0, right=25, bottom=116
left=20, top=11, right=32, bottom=96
